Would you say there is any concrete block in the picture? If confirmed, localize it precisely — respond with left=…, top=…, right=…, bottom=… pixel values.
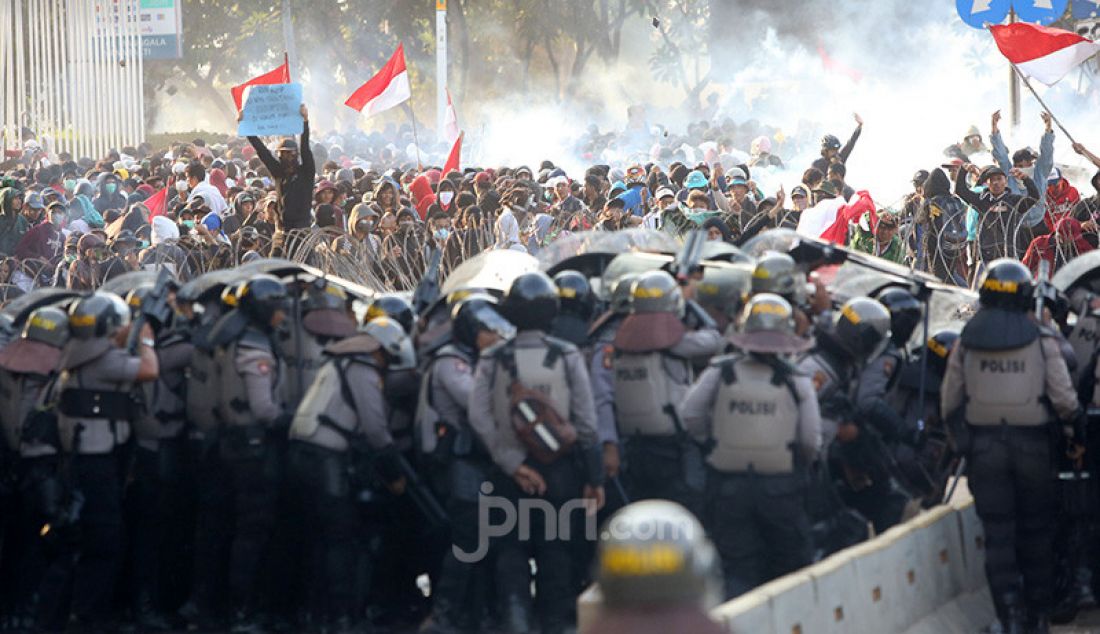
left=955, top=502, right=988, bottom=592
left=805, top=551, right=868, bottom=634
left=714, top=589, right=775, bottom=634
left=761, top=572, right=816, bottom=634
left=909, top=506, right=964, bottom=616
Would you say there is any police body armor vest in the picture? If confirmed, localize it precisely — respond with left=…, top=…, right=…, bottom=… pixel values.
left=416, top=344, right=473, bottom=455
left=490, top=338, right=571, bottom=430
left=1069, top=314, right=1100, bottom=382
left=290, top=354, right=377, bottom=450
left=278, top=325, right=327, bottom=410
left=186, top=336, right=222, bottom=431
left=707, top=356, right=800, bottom=474
left=136, top=339, right=189, bottom=441
left=963, top=338, right=1049, bottom=426
left=216, top=329, right=276, bottom=428
left=613, top=351, right=684, bottom=436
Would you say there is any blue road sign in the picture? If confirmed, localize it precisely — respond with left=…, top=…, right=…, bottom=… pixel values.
left=957, top=0, right=1012, bottom=28
left=1013, top=0, right=1070, bottom=25
left=1074, top=0, right=1100, bottom=19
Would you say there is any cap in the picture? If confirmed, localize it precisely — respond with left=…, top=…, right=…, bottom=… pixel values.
left=1012, top=147, right=1038, bottom=164
left=1048, top=167, right=1063, bottom=184
left=940, top=157, right=964, bottom=169
left=25, top=192, right=45, bottom=209
left=474, top=171, right=492, bottom=184
left=727, top=167, right=748, bottom=186
left=790, top=185, right=809, bottom=198
left=655, top=187, right=676, bottom=200
left=277, top=138, right=299, bottom=152
left=684, top=170, right=708, bottom=189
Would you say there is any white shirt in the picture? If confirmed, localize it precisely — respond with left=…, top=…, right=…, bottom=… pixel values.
left=188, top=181, right=228, bottom=215
left=495, top=208, right=520, bottom=248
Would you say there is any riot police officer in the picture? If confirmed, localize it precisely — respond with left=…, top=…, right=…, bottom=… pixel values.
left=0, top=305, right=69, bottom=629
left=550, top=270, right=596, bottom=347
left=39, top=292, right=158, bottom=630
left=287, top=316, right=408, bottom=631
left=588, top=273, right=639, bottom=489
left=280, top=281, right=357, bottom=410
left=611, top=270, right=721, bottom=514
left=941, top=258, right=1081, bottom=633
left=213, top=274, right=290, bottom=629
left=750, top=252, right=812, bottom=335
left=468, top=271, right=604, bottom=633
left=582, top=500, right=725, bottom=634
left=695, top=263, right=753, bottom=335
left=681, top=294, right=820, bottom=598
left=420, top=294, right=514, bottom=632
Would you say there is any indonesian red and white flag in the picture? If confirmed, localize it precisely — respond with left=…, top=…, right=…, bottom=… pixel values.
left=443, top=132, right=463, bottom=176
left=444, top=89, right=460, bottom=144
left=991, top=23, right=1100, bottom=86
left=230, top=56, right=291, bottom=113
left=345, top=44, right=411, bottom=116
left=144, top=185, right=168, bottom=219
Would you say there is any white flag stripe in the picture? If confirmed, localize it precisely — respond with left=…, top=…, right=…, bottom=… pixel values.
left=1016, top=39, right=1100, bottom=85
left=363, top=71, right=411, bottom=118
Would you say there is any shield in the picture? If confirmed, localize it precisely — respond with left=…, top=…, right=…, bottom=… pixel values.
left=177, top=268, right=243, bottom=304
left=701, top=240, right=752, bottom=263
left=538, top=229, right=680, bottom=277
left=0, top=287, right=80, bottom=329
left=740, top=228, right=802, bottom=257
left=236, top=257, right=309, bottom=279
left=1052, top=250, right=1100, bottom=295
left=100, top=270, right=159, bottom=296
left=597, top=252, right=672, bottom=300
left=441, top=249, right=540, bottom=297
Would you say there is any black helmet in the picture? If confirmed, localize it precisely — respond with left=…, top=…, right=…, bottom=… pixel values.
left=501, top=271, right=559, bottom=331
left=552, top=270, right=595, bottom=321
left=365, top=294, right=415, bottom=334
left=874, top=287, right=922, bottom=347
left=69, top=292, right=131, bottom=339
left=597, top=500, right=721, bottom=609
left=235, top=274, right=289, bottom=326
left=303, top=282, right=348, bottom=313
left=450, top=293, right=515, bottom=349
left=22, top=305, right=70, bottom=348
left=978, top=258, right=1033, bottom=311
left=924, top=329, right=959, bottom=378
left=832, top=297, right=891, bottom=363
left=821, top=134, right=842, bottom=152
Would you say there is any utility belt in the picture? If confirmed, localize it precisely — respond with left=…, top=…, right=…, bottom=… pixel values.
left=623, top=432, right=706, bottom=493
left=59, top=388, right=138, bottom=420
left=289, top=440, right=351, bottom=499
left=219, top=424, right=271, bottom=461
left=708, top=468, right=805, bottom=496
left=429, top=420, right=489, bottom=465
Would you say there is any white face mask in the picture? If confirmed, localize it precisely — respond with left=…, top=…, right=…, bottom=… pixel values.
left=439, top=191, right=454, bottom=205
left=174, top=180, right=189, bottom=192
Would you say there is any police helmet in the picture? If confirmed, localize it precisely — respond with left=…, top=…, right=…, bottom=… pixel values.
left=832, top=297, right=892, bottom=363
left=821, top=134, right=842, bottom=152
left=124, top=285, right=153, bottom=316
left=69, top=292, right=131, bottom=339
left=235, top=274, right=289, bottom=326
left=363, top=316, right=415, bottom=368
left=609, top=273, right=640, bottom=315
left=874, top=286, right=923, bottom=347
left=553, top=270, right=595, bottom=321
left=365, top=294, right=415, bottom=334
left=924, top=329, right=959, bottom=378
left=696, top=264, right=752, bottom=319
left=751, top=252, right=803, bottom=301
left=597, top=500, right=721, bottom=609
left=22, top=305, right=70, bottom=348
left=501, top=271, right=559, bottom=331
left=303, top=282, right=349, bottom=313
left=978, top=258, right=1033, bottom=311
left=630, top=270, right=684, bottom=316
left=450, top=293, right=515, bottom=350
left=220, top=282, right=242, bottom=309
left=741, top=293, right=796, bottom=336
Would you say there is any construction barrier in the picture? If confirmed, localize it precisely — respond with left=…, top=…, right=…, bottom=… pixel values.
left=579, top=482, right=997, bottom=633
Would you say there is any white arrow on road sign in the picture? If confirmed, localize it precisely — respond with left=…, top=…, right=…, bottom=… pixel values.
left=972, top=0, right=993, bottom=12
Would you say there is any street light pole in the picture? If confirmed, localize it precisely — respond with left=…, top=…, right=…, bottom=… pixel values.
left=436, top=0, right=447, bottom=142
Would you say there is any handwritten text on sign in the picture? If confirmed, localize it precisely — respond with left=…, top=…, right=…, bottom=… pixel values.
left=238, top=83, right=303, bottom=137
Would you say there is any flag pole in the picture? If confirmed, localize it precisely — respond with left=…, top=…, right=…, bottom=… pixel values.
left=1008, top=62, right=1079, bottom=145
left=402, top=102, right=424, bottom=170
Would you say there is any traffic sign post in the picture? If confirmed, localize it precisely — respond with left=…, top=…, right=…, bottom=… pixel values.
left=1012, top=0, right=1069, bottom=24
left=956, top=0, right=1012, bottom=28
left=1074, top=0, right=1100, bottom=20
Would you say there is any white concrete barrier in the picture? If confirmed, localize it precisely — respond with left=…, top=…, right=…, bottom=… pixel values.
left=578, top=481, right=996, bottom=633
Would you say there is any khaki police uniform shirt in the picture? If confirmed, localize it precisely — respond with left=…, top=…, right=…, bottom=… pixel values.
left=469, top=330, right=598, bottom=475
left=680, top=361, right=823, bottom=462
left=58, top=347, right=140, bottom=454
left=236, top=341, right=281, bottom=425
left=135, top=339, right=193, bottom=449
left=941, top=335, right=1078, bottom=422
left=305, top=361, right=393, bottom=452
left=432, top=354, right=475, bottom=429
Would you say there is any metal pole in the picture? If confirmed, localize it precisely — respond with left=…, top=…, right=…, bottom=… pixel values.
left=282, top=0, right=298, bottom=78
left=1008, top=8, right=1021, bottom=129
left=1, top=0, right=10, bottom=156
left=136, top=0, right=145, bottom=146
left=436, top=0, right=447, bottom=142
left=15, top=0, right=26, bottom=148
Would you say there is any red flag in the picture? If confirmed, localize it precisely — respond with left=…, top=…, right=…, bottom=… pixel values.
left=144, top=186, right=168, bottom=219
left=990, top=23, right=1100, bottom=86
left=230, top=55, right=291, bottom=113
left=819, top=191, right=875, bottom=244
left=442, top=132, right=463, bottom=176
left=345, top=44, right=411, bottom=116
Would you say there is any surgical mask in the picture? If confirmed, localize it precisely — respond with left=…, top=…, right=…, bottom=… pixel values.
left=182, top=220, right=195, bottom=229
left=105, top=183, right=117, bottom=194
left=433, top=228, right=450, bottom=241
left=175, top=180, right=189, bottom=192
left=64, top=179, right=76, bottom=191
left=139, top=240, right=149, bottom=248
left=439, top=191, right=454, bottom=205
left=65, top=253, right=76, bottom=263
left=1019, top=166, right=1035, bottom=180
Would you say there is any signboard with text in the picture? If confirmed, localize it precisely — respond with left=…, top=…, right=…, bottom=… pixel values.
left=95, top=0, right=183, bottom=61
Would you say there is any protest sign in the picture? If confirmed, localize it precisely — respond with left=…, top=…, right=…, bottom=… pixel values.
left=237, top=83, right=303, bottom=136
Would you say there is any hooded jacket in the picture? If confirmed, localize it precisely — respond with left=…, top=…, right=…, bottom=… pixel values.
left=246, top=119, right=315, bottom=229
left=0, top=188, right=29, bottom=257
left=92, top=174, right=128, bottom=213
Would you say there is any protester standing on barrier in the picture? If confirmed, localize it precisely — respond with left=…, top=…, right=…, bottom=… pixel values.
left=942, top=258, right=1083, bottom=634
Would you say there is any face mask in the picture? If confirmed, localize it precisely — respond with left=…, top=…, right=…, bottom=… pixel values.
left=399, top=221, right=413, bottom=229
left=105, top=183, right=117, bottom=194
left=439, top=192, right=454, bottom=205
left=64, top=179, right=76, bottom=191
left=175, top=180, right=189, bottom=192
left=433, top=228, right=450, bottom=241
left=139, top=240, right=149, bottom=248
left=65, top=253, right=76, bottom=263
left=1019, top=166, right=1035, bottom=180
left=182, top=220, right=195, bottom=229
